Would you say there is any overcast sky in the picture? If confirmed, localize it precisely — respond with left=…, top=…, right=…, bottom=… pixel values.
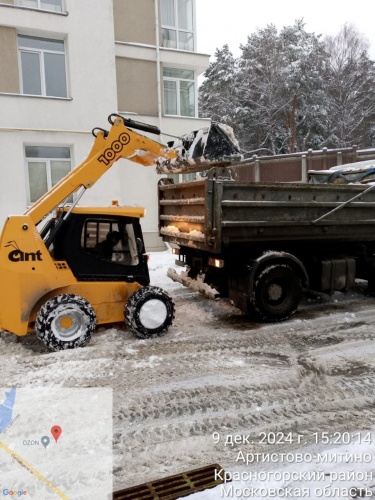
left=196, top=0, right=375, bottom=60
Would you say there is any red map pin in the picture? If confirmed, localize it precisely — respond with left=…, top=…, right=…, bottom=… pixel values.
left=51, top=425, right=62, bottom=443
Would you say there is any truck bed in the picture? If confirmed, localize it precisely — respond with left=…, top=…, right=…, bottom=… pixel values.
left=158, top=172, right=375, bottom=254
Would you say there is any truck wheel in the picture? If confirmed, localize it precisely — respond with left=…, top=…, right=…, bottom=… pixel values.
left=124, top=286, right=175, bottom=339
left=36, top=294, right=96, bottom=351
left=252, top=264, right=302, bottom=321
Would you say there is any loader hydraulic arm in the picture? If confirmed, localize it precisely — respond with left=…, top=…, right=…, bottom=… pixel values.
left=24, top=114, right=178, bottom=225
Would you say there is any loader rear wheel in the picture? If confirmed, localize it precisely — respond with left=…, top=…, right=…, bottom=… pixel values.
left=124, top=286, right=175, bottom=339
left=36, top=294, right=96, bottom=351
left=252, top=264, right=302, bottom=321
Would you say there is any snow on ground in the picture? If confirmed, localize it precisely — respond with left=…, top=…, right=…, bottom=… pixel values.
left=147, top=245, right=184, bottom=291
left=187, top=438, right=375, bottom=499
left=2, top=247, right=375, bottom=499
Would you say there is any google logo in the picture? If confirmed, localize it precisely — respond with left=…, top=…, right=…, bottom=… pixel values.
left=2, top=490, right=27, bottom=497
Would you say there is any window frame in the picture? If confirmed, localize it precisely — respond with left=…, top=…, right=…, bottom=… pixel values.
left=18, top=35, right=68, bottom=98
left=24, top=146, right=72, bottom=205
left=161, top=0, right=195, bottom=51
left=81, top=218, right=140, bottom=267
left=14, top=0, right=64, bottom=13
left=163, top=67, right=196, bottom=117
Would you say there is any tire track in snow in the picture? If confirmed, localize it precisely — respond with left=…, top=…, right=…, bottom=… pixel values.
left=112, top=299, right=375, bottom=487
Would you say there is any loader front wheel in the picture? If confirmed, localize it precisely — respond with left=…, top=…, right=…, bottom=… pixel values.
left=36, top=294, right=96, bottom=351
left=252, top=264, right=302, bottom=321
left=124, top=286, right=175, bottom=339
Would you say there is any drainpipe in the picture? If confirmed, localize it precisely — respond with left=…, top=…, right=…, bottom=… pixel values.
left=154, top=0, right=163, bottom=133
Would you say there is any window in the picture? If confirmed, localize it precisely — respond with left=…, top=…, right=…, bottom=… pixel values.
left=25, top=146, right=71, bottom=203
left=82, top=220, right=139, bottom=266
left=161, top=0, right=194, bottom=51
left=163, top=67, right=195, bottom=117
left=168, top=172, right=197, bottom=185
left=15, top=0, right=63, bottom=12
left=18, top=35, right=67, bottom=97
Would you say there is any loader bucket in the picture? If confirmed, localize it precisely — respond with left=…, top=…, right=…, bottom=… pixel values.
left=156, top=122, right=242, bottom=174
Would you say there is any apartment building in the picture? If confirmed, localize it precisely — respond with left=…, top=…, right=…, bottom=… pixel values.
left=0, top=0, right=210, bottom=249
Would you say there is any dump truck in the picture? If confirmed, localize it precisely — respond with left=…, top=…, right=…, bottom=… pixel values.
left=159, top=167, right=375, bottom=321
left=0, top=114, right=240, bottom=351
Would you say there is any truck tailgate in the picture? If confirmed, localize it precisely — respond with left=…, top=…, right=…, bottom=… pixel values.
left=159, top=179, right=213, bottom=251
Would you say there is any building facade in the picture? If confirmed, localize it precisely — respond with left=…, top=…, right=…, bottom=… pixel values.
left=0, top=0, right=210, bottom=249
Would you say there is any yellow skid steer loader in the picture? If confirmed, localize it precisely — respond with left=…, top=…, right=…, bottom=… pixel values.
left=0, top=114, right=240, bottom=351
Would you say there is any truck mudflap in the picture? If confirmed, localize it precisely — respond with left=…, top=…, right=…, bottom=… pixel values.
left=157, top=122, right=242, bottom=174
left=167, top=268, right=220, bottom=299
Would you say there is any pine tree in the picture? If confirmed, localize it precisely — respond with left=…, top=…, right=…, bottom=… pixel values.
left=199, top=44, right=237, bottom=124
left=198, top=22, right=375, bottom=154
left=237, top=20, right=326, bottom=154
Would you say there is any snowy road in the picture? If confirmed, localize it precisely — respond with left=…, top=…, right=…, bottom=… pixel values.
left=2, top=248, right=375, bottom=496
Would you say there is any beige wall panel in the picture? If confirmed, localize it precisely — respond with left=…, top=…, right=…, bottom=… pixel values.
left=0, top=26, right=19, bottom=93
left=116, top=57, right=158, bottom=115
left=1, top=1, right=14, bottom=4
left=113, top=0, right=156, bottom=45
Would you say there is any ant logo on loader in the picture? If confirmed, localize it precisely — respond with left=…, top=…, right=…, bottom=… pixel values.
left=5, top=241, right=42, bottom=262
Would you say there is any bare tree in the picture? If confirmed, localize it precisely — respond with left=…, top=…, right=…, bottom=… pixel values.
left=325, top=24, right=369, bottom=72
left=322, top=24, right=375, bottom=147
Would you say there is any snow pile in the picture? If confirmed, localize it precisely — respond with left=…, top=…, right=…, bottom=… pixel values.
left=167, top=268, right=219, bottom=300
left=161, top=224, right=179, bottom=234
left=160, top=197, right=205, bottom=205
left=160, top=226, right=206, bottom=242
left=217, top=123, right=241, bottom=151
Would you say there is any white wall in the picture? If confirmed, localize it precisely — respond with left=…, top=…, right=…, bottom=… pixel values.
left=0, top=0, right=117, bottom=129
left=0, top=0, right=118, bottom=224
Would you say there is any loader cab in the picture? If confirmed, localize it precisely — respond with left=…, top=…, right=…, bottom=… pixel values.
left=53, top=207, right=150, bottom=286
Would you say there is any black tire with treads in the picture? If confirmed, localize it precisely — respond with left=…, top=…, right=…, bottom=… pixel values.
left=124, top=286, right=175, bottom=339
left=252, top=264, right=302, bottom=321
left=36, top=294, right=96, bottom=351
